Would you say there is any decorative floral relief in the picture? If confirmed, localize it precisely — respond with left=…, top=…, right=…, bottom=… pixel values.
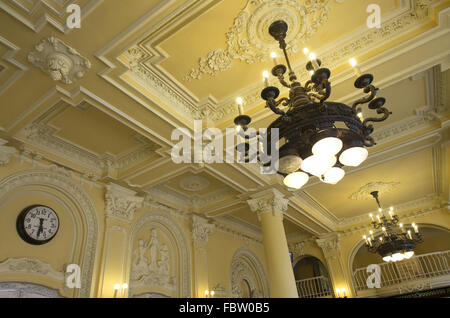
left=349, top=181, right=401, bottom=201
left=184, top=0, right=331, bottom=81
left=28, top=37, right=91, bottom=84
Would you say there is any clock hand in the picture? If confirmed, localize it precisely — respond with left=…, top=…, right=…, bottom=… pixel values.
left=37, top=218, right=44, bottom=238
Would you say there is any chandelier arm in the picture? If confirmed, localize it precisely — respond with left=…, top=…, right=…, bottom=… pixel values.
left=277, top=76, right=291, bottom=88
left=363, top=107, right=392, bottom=126
left=351, top=85, right=378, bottom=114
left=267, top=98, right=288, bottom=117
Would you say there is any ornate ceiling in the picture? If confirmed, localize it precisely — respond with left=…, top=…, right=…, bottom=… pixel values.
left=0, top=0, right=449, bottom=242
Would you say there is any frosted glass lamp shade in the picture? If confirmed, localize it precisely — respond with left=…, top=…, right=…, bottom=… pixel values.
left=301, top=155, right=337, bottom=177
left=278, top=155, right=303, bottom=174
left=323, top=167, right=345, bottom=184
left=312, top=137, right=343, bottom=156
left=339, top=147, right=368, bottom=167
left=283, top=172, right=309, bottom=189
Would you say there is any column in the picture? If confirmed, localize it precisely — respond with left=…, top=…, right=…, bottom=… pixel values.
left=247, top=189, right=298, bottom=298
left=98, top=183, right=143, bottom=298
left=192, top=214, right=214, bottom=298
left=316, top=233, right=353, bottom=298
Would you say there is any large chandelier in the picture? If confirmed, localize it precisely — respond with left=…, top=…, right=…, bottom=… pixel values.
left=362, top=191, right=423, bottom=263
left=233, top=20, right=392, bottom=189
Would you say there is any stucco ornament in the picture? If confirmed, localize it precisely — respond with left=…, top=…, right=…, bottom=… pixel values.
left=130, top=229, right=176, bottom=291
left=349, top=181, right=401, bottom=200
left=184, top=0, right=331, bottom=81
left=28, top=37, right=91, bottom=84
left=105, top=183, right=144, bottom=222
left=179, top=175, right=211, bottom=192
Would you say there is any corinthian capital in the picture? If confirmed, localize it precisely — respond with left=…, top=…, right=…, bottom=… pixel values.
left=192, top=214, right=214, bottom=243
left=247, top=188, right=289, bottom=221
left=316, top=233, right=341, bottom=259
left=105, top=183, right=143, bottom=222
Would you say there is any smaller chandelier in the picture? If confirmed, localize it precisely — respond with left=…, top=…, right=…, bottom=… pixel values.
left=363, top=191, right=423, bottom=262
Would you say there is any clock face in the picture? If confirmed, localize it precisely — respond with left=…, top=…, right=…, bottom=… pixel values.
left=17, top=205, right=59, bottom=245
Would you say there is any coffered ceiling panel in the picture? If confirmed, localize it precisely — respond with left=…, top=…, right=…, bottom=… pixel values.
left=49, top=105, right=144, bottom=156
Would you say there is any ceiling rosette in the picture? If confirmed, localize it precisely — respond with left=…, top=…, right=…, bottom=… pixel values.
left=184, top=0, right=331, bottom=81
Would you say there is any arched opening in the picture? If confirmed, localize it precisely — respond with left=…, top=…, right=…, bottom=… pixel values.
left=230, top=248, right=269, bottom=298
left=293, top=256, right=332, bottom=298
left=351, top=224, right=450, bottom=296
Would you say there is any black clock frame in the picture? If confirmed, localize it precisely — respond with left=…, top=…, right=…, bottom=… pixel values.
left=16, top=205, right=59, bottom=245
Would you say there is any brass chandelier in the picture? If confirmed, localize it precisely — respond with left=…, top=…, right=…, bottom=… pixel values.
left=363, top=191, right=423, bottom=262
left=233, top=20, right=392, bottom=189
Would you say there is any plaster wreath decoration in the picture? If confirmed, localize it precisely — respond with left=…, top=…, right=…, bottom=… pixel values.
left=184, top=0, right=331, bottom=81
left=349, top=181, right=401, bottom=200
left=28, top=37, right=91, bottom=84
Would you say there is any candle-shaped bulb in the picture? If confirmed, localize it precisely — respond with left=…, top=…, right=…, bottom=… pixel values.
left=369, top=230, right=374, bottom=239
left=122, top=283, right=128, bottom=289
left=336, top=288, right=340, bottom=297
left=341, top=288, right=346, bottom=296
left=407, top=230, right=412, bottom=239
left=271, top=52, right=278, bottom=66
left=309, top=53, right=320, bottom=71
left=388, top=211, right=393, bottom=219
left=349, top=58, right=362, bottom=77
left=236, top=97, right=244, bottom=115
left=357, top=112, right=364, bottom=120
left=376, top=215, right=381, bottom=223
left=378, top=208, right=382, bottom=213
left=390, top=206, right=394, bottom=211
left=382, top=226, right=386, bottom=233
left=303, top=48, right=310, bottom=56
left=413, top=224, right=419, bottom=233
left=369, top=213, right=374, bottom=221
left=263, top=71, right=270, bottom=87
left=309, top=70, right=314, bottom=76
left=205, top=290, right=209, bottom=296
left=114, top=284, right=120, bottom=290
left=379, top=236, right=383, bottom=241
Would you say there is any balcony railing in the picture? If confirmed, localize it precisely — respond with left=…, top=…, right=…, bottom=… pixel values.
left=353, top=250, right=450, bottom=293
left=296, top=276, right=333, bottom=298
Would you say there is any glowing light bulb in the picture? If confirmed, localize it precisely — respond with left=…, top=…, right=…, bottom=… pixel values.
left=303, top=48, right=310, bottom=55
left=349, top=58, right=361, bottom=76
left=271, top=52, right=278, bottom=65
left=114, top=284, right=120, bottom=290
left=404, top=251, right=414, bottom=259
left=263, top=71, right=270, bottom=87
left=236, top=97, right=244, bottom=115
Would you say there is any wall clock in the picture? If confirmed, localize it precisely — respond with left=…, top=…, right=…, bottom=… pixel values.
left=16, top=205, right=59, bottom=245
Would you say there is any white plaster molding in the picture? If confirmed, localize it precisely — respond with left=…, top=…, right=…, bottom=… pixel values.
left=0, top=138, right=17, bottom=165
left=0, top=35, right=28, bottom=96
left=28, top=37, right=91, bottom=84
left=105, top=183, right=144, bottom=222
left=0, top=170, right=99, bottom=297
left=0, top=258, right=64, bottom=282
